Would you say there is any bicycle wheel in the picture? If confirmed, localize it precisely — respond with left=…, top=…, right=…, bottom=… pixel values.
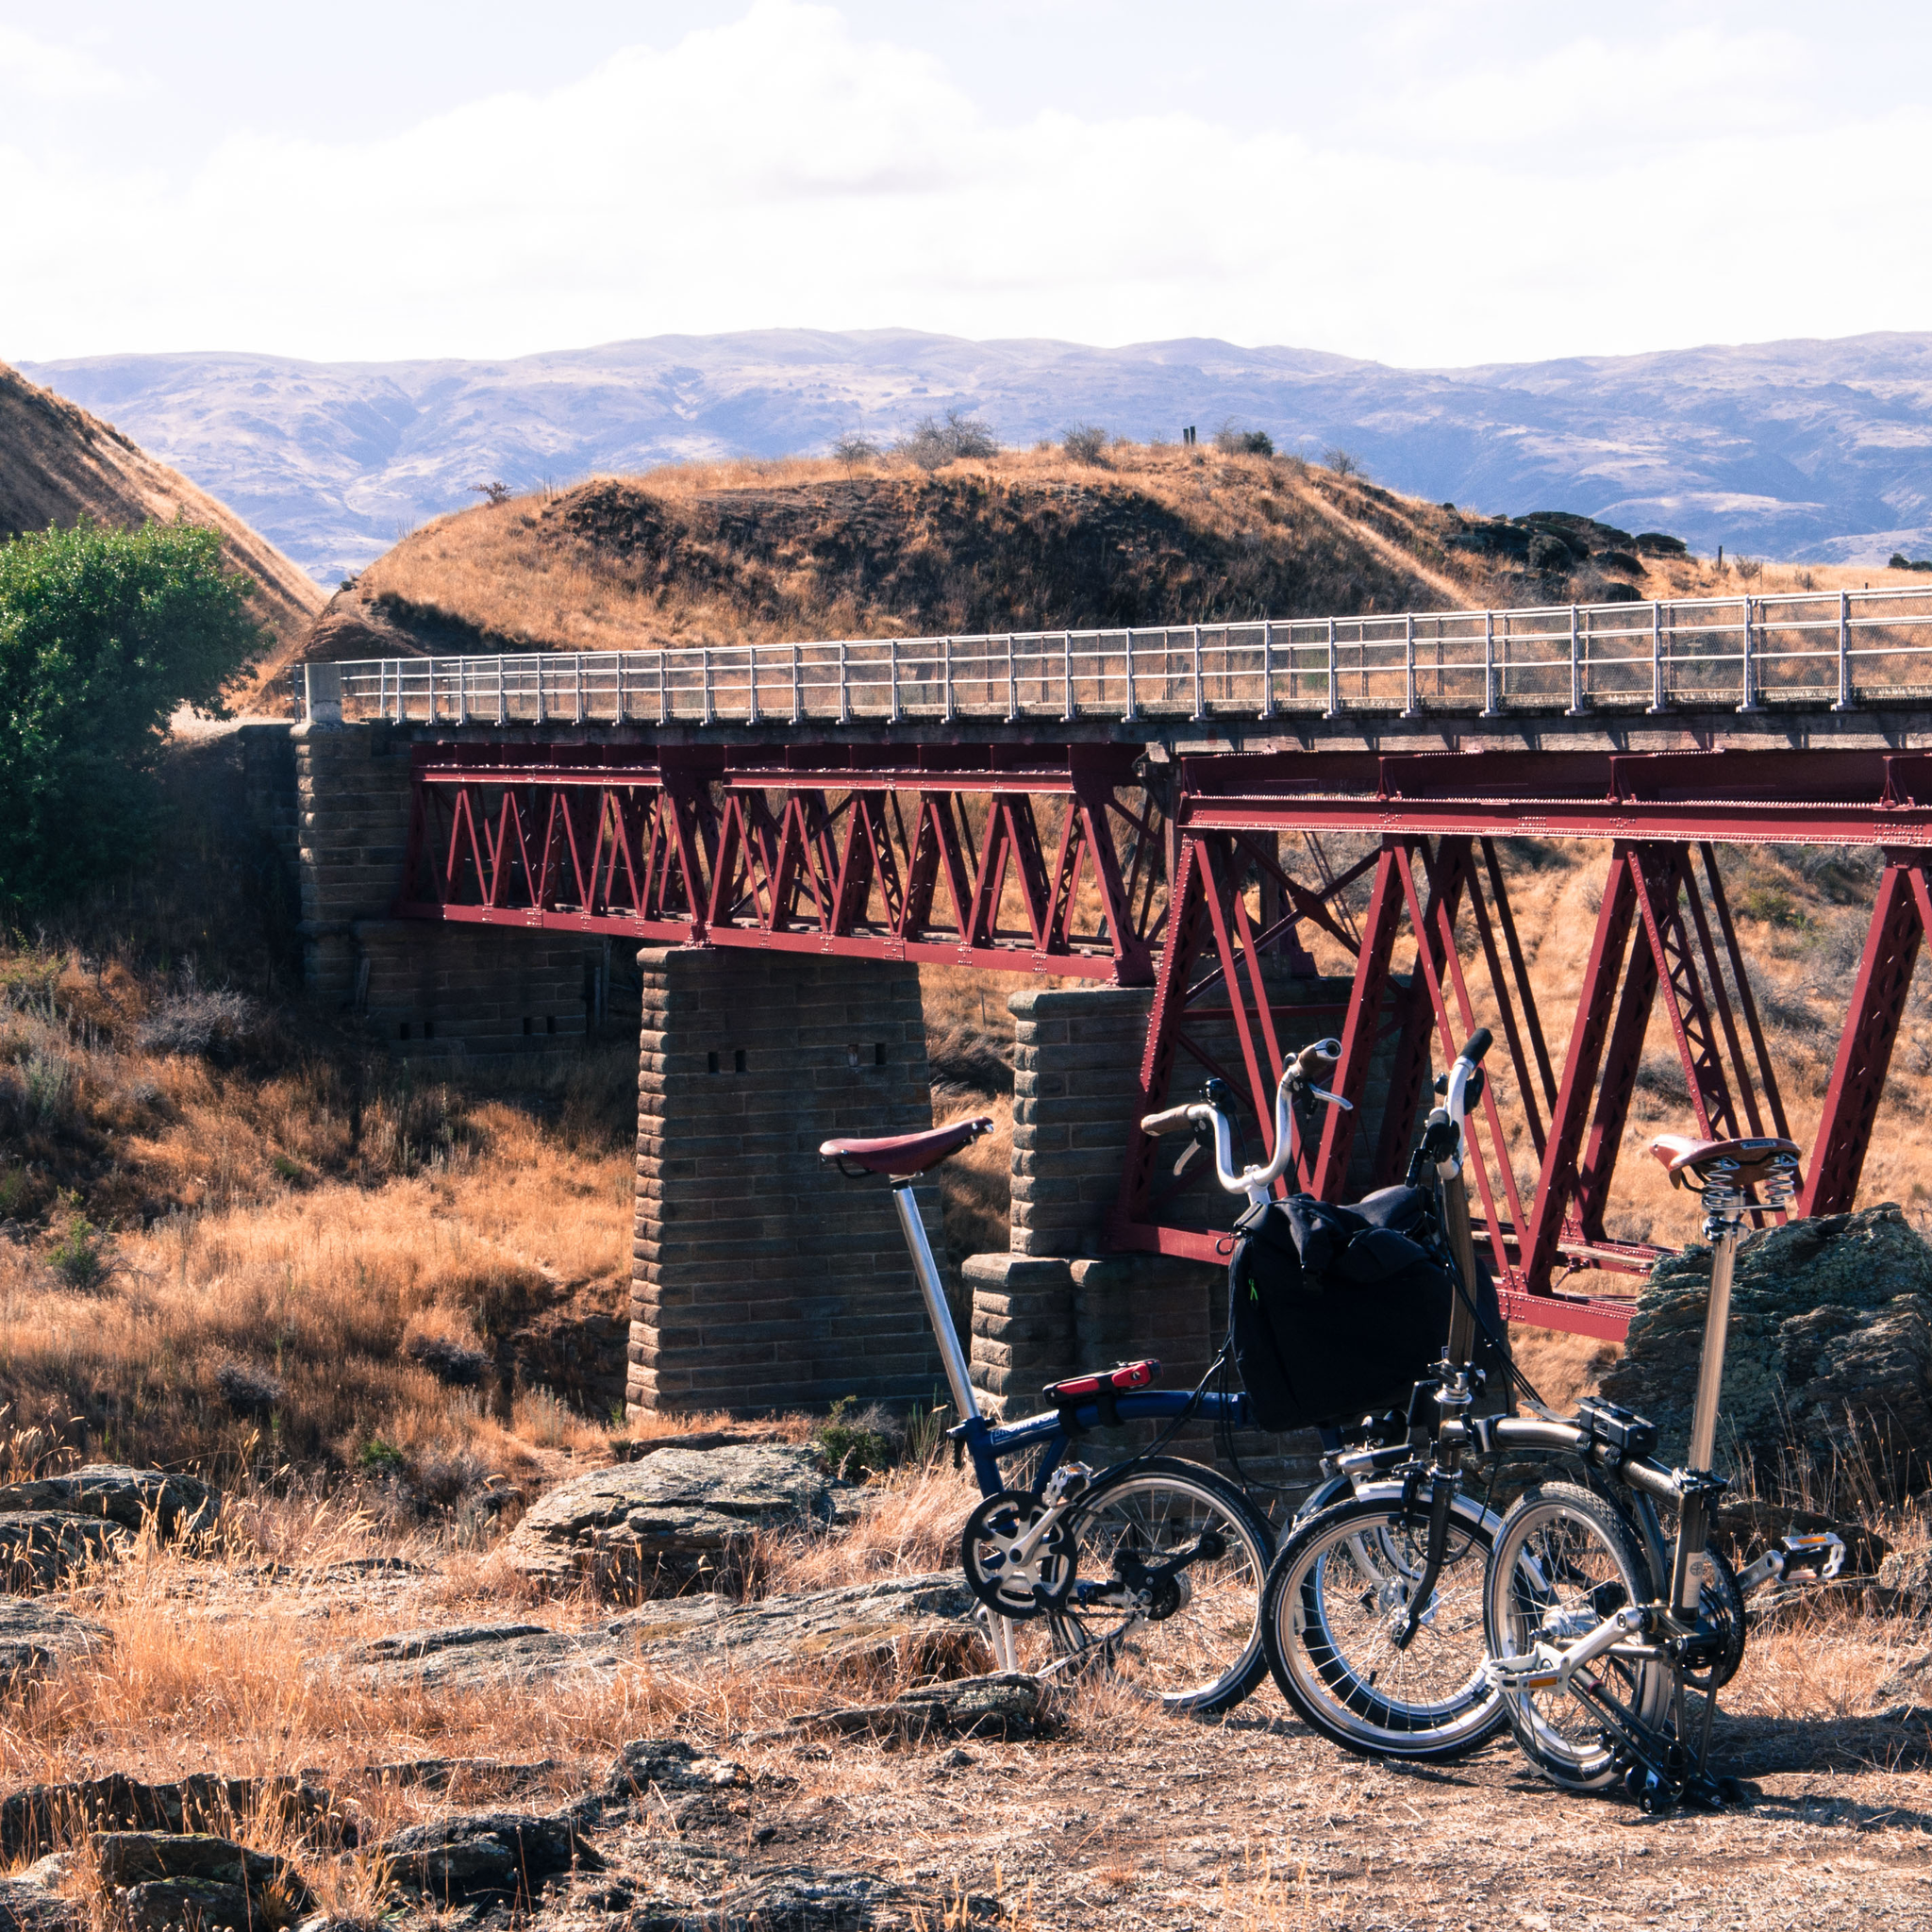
left=1260, top=1488, right=1506, bottom=1760
left=1030, top=1457, right=1274, bottom=1716
left=1483, top=1481, right=1670, bottom=1790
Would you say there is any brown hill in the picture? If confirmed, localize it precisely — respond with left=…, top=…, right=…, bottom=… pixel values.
left=303, top=445, right=1587, bottom=664
left=1, top=359, right=323, bottom=697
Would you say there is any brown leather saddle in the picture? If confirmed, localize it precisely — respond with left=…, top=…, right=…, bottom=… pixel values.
left=819, top=1115, right=995, bottom=1177
left=1649, top=1132, right=1802, bottom=1190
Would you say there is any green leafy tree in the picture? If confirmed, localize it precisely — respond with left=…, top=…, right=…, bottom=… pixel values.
left=0, top=519, right=264, bottom=910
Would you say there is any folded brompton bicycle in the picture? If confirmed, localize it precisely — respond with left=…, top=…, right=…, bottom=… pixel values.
left=1249, top=1026, right=1848, bottom=1805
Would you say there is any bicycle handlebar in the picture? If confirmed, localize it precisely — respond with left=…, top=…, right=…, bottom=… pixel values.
left=1136, top=1038, right=1350, bottom=1199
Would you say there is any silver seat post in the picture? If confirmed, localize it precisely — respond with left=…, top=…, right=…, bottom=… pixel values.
left=1684, top=1180, right=1745, bottom=1478
left=893, top=1182, right=982, bottom=1423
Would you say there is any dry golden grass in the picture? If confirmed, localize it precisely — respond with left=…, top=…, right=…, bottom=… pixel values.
left=325, top=437, right=1932, bottom=686
left=0, top=950, right=639, bottom=1485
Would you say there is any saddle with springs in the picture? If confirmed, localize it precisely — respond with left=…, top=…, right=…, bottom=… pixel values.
left=1649, top=1133, right=1801, bottom=1191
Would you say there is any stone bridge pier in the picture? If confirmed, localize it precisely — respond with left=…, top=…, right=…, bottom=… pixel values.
left=624, top=947, right=949, bottom=1416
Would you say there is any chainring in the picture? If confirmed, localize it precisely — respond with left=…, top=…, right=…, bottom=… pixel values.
left=961, top=1490, right=1077, bottom=1620
left=1687, top=1541, right=1747, bottom=1690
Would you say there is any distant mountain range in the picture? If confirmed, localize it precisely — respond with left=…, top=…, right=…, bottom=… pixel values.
left=25, top=330, right=1932, bottom=586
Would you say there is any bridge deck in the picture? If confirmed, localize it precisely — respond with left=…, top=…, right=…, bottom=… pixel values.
left=299, top=585, right=1932, bottom=734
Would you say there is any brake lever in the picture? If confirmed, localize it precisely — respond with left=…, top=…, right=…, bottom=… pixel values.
left=1309, top=1087, right=1354, bottom=1110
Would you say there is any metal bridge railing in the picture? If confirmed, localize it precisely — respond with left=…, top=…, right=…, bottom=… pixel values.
left=294, top=585, right=1932, bottom=726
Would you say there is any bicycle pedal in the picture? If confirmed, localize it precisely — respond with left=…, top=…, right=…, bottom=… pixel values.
left=1041, top=1461, right=1094, bottom=1507
left=1776, top=1531, right=1846, bottom=1581
left=1483, top=1652, right=1561, bottom=1692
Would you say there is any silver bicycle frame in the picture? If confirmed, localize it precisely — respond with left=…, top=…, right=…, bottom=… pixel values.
left=893, top=1181, right=980, bottom=1424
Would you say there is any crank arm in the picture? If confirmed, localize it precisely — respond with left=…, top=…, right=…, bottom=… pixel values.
left=1484, top=1605, right=1649, bottom=1693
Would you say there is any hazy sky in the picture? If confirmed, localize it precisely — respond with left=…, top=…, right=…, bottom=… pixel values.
left=4, top=1, right=1929, bottom=367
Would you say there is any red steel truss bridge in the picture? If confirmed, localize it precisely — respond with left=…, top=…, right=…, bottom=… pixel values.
left=384, top=726, right=1932, bottom=1341
left=301, top=583, right=1932, bottom=1341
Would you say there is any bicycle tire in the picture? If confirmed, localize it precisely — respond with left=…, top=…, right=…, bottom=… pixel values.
left=1260, top=1487, right=1507, bottom=1761
left=1483, top=1481, right=1670, bottom=1790
left=1034, top=1457, right=1274, bottom=1717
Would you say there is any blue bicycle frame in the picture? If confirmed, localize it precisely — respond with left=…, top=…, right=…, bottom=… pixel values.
left=949, top=1390, right=1258, bottom=1498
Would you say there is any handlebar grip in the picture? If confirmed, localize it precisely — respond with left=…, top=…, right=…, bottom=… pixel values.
left=1139, top=1105, right=1199, bottom=1136
left=1291, top=1037, right=1342, bottom=1078
left=1457, top=1026, right=1493, bottom=1066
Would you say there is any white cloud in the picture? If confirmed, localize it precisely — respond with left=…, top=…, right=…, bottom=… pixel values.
left=0, top=24, right=137, bottom=101
left=1, top=0, right=1929, bottom=365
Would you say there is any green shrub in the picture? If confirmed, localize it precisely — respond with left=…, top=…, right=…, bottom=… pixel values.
left=1740, top=885, right=1803, bottom=928
left=47, top=1210, right=114, bottom=1291
left=819, top=1395, right=901, bottom=1480
left=358, top=1437, right=407, bottom=1474
left=0, top=519, right=264, bottom=912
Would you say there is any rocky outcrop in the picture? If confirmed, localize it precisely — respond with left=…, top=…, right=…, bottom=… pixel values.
left=92, top=1832, right=307, bottom=1932
left=1600, top=1205, right=1932, bottom=1487
left=0, top=1466, right=218, bottom=1534
left=1878, top=1544, right=1932, bottom=1610
left=0, top=1603, right=107, bottom=1690
left=500, top=1445, right=836, bottom=1589
left=0, top=1774, right=337, bottom=1863
left=604, top=1740, right=749, bottom=1801
left=381, top=1809, right=597, bottom=1903
left=0, top=1516, right=130, bottom=1590
left=341, top=1574, right=977, bottom=1690
left=777, top=1673, right=1048, bottom=1742
left=0, top=1872, right=79, bottom=1932
left=0, top=1466, right=220, bottom=1587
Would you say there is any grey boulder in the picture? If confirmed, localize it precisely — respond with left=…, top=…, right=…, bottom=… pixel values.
left=1601, top=1205, right=1932, bottom=1484
left=0, top=1467, right=217, bottom=1536
left=0, top=1516, right=131, bottom=1590
left=381, top=1809, right=597, bottom=1900
left=501, top=1445, right=836, bottom=1587
left=92, top=1833, right=307, bottom=1932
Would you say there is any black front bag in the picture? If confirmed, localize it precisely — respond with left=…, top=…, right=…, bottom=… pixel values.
left=1226, top=1185, right=1505, bottom=1432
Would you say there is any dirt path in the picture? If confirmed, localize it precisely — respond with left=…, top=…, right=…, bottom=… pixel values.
left=551, top=1690, right=1932, bottom=1929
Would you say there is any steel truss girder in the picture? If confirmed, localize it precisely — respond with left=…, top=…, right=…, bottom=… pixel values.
left=393, top=741, right=1932, bottom=1342
left=395, top=743, right=1158, bottom=980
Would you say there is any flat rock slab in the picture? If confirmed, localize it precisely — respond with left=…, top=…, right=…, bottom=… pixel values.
left=502, top=1445, right=836, bottom=1588
left=0, top=1877, right=79, bottom=1932
left=0, top=1515, right=131, bottom=1590
left=341, top=1574, right=977, bottom=1691
left=381, top=1808, right=598, bottom=1900
left=605, top=1739, right=749, bottom=1801
left=0, top=1602, right=108, bottom=1688
left=780, top=1672, right=1048, bottom=1742
left=0, top=1467, right=217, bottom=1537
